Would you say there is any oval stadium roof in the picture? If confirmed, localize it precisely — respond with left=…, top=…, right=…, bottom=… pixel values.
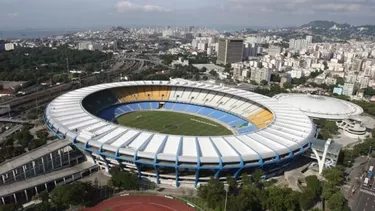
left=45, top=80, right=315, bottom=164
left=273, top=93, right=363, bottom=120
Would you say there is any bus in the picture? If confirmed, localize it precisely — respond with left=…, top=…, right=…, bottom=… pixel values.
left=368, top=166, right=374, bottom=179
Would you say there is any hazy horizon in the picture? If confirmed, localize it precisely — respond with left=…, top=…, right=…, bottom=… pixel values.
left=0, top=0, right=374, bottom=30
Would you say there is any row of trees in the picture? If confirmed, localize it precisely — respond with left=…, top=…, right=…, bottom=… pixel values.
left=314, top=119, right=339, bottom=140
left=0, top=47, right=111, bottom=81
left=253, top=84, right=288, bottom=97
left=0, top=168, right=144, bottom=210
left=0, top=127, right=52, bottom=163
left=197, top=168, right=348, bottom=211
left=339, top=137, right=375, bottom=167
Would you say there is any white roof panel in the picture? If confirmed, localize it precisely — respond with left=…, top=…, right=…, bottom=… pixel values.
left=96, top=128, right=127, bottom=144
left=128, top=132, right=153, bottom=150
left=111, top=130, right=139, bottom=147
left=211, top=137, right=238, bottom=157
left=162, top=136, right=181, bottom=155
left=143, top=134, right=166, bottom=154
left=197, top=137, right=218, bottom=158
left=181, top=137, right=197, bottom=157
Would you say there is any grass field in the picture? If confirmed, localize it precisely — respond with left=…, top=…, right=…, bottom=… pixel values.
left=116, top=110, right=233, bottom=136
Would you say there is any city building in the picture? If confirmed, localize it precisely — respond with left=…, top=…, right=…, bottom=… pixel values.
left=250, top=68, right=271, bottom=84
left=268, top=46, right=282, bottom=57
left=217, top=38, right=243, bottom=65
left=4, top=43, right=15, bottom=51
left=78, top=42, right=103, bottom=51
left=342, top=82, right=356, bottom=96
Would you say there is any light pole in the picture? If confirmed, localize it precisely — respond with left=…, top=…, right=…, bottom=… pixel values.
left=224, top=184, right=229, bottom=211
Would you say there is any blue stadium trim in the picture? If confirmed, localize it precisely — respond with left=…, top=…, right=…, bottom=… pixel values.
left=175, top=137, right=183, bottom=187
left=154, top=136, right=168, bottom=184
left=209, top=137, right=223, bottom=178
left=223, top=138, right=245, bottom=179
left=234, top=137, right=264, bottom=166
left=195, top=137, right=201, bottom=188
left=245, top=134, right=280, bottom=163
left=134, top=134, right=154, bottom=161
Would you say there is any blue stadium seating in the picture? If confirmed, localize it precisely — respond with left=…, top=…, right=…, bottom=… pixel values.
left=115, top=105, right=132, bottom=115
left=198, top=107, right=215, bottom=116
left=151, top=102, right=159, bottom=109
left=97, top=106, right=117, bottom=120
left=238, top=126, right=257, bottom=134
left=83, top=90, right=119, bottom=114
left=172, top=103, right=189, bottom=111
left=208, top=110, right=227, bottom=119
left=96, top=101, right=256, bottom=134
left=164, top=102, right=174, bottom=110
left=127, top=103, right=141, bottom=111
left=139, top=102, right=151, bottom=110
left=185, top=104, right=202, bottom=113
left=228, top=119, right=247, bottom=127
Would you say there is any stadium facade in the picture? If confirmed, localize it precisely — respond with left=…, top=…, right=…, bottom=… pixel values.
left=45, top=80, right=315, bottom=187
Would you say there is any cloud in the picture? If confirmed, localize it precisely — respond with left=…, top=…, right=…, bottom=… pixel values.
left=312, top=3, right=361, bottom=12
left=7, top=12, right=19, bottom=17
left=115, top=1, right=171, bottom=12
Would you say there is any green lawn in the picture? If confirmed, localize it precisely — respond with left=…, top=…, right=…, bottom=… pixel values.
left=116, top=110, right=233, bottom=136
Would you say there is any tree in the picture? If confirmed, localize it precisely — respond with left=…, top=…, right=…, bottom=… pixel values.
left=305, top=175, right=322, bottom=198
left=36, top=131, right=49, bottom=140
left=328, top=192, right=349, bottom=211
left=323, top=166, right=345, bottom=186
left=264, top=187, right=300, bottom=211
left=336, top=77, right=345, bottom=85
left=50, top=185, right=72, bottom=207
left=202, top=75, right=208, bottom=80
left=299, top=190, right=315, bottom=210
left=197, top=177, right=225, bottom=209
left=109, top=168, right=139, bottom=190
left=372, top=128, right=375, bottom=138
left=260, top=80, right=268, bottom=86
left=194, top=74, right=200, bottom=81
left=323, top=121, right=338, bottom=134
left=252, top=169, right=263, bottom=184
left=209, top=70, right=218, bottom=77
left=283, top=82, right=293, bottom=89
left=250, top=80, right=258, bottom=85
left=0, top=203, right=21, bottom=211
left=226, top=176, right=238, bottom=193
left=322, top=182, right=339, bottom=200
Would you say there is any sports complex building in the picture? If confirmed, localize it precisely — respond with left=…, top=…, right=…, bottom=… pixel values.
left=45, top=80, right=315, bottom=187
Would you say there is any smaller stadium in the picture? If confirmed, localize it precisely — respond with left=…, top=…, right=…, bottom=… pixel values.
left=45, top=80, right=315, bottom=187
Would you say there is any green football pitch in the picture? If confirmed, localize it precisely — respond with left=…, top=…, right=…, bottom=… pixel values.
left=116, top=110, right=233, bottom=136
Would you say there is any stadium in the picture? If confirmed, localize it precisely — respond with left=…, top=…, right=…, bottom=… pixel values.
left=45, top=80, right=315, bottom=187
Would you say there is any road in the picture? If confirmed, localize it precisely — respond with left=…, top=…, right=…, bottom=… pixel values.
left=0, top=124, right=24, bottom=141
left=351, top=158, right=375, bottom=211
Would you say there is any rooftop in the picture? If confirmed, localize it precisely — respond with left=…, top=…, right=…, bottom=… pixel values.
left=273, top=93, right=363, bottom=120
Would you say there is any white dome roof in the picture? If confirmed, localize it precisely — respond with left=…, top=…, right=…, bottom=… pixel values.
left=273, top=94, right=363, bottom=120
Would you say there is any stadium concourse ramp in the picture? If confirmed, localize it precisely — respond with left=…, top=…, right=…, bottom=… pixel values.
left=0, top=139, right=98, bottom=205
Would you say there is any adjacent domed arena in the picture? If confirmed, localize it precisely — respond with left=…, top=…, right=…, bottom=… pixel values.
left=45, top=80, right=315, bottom=187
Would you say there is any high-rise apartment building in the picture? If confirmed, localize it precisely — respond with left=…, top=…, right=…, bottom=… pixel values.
left=217, top=38, right=243, bottom=65
left=343, top=82, right=356, bottom=96
left=250, top=68, right=272, bottom=84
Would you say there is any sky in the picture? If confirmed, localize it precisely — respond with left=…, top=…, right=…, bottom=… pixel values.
left=0, top=0, right=374, bottom=30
